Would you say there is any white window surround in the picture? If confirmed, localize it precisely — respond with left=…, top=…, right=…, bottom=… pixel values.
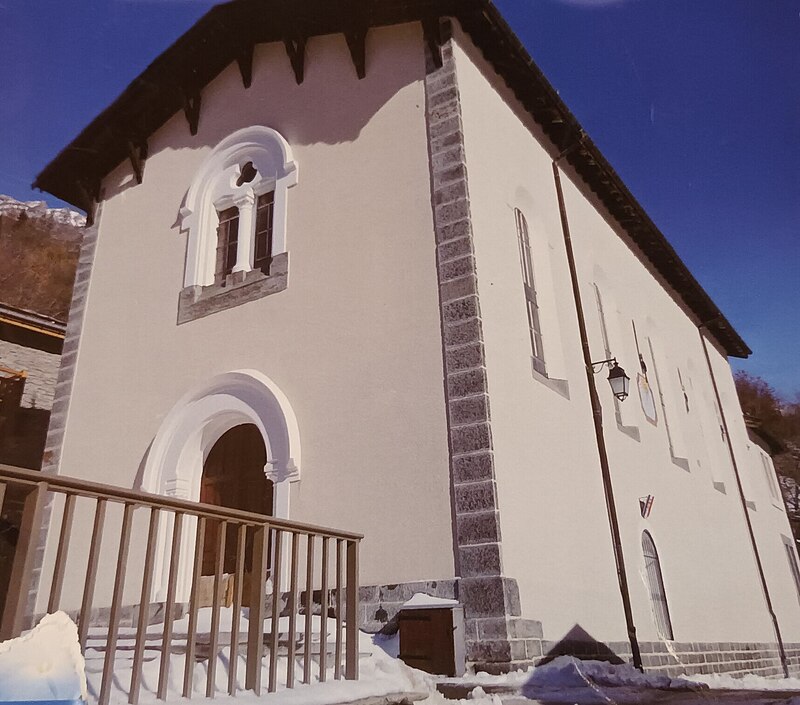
left=179, top=126, right=298, bottom=288
left=140, top=369, right=301, bottom=601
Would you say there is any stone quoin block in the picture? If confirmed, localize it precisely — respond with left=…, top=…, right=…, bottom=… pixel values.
left=443, top=295, right=479, bottom=325
left=438, top=235, right=473, bottom=263
left=460, top=576, right=521, bottom=620
left=456, top=510, right=501, bottom=546
left=436, top=217, right=471, bottom=244
left=443, top=318, right=482, bottom=348
left=439, top=255, right=475, bottom=283
left=447, top=368, right=487, bottom=399
left=449, top=394, right=489, bottom=425
left=440, top=275, right=478, bottom=305
left=455, top=481, right=497, bottom=514
left=452, top=452, right=495, bottom=483
left=460, top=543, right=502, bottom=578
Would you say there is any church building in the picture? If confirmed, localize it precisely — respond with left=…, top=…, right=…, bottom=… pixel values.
left=28, top=0, right=800, bottom=676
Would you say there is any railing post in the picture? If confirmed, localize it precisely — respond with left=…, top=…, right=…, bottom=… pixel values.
left=0, top=482, right=47, bottom=640
left=246, top=522, right=268, bottom=693
left=345, top=538, right=359, bottom=681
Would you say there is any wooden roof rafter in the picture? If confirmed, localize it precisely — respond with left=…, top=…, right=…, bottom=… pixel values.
left=31, top=0, right=751, bottom=358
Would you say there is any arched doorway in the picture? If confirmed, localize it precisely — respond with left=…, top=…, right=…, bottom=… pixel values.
left=200, top=423, right=273, bottom=575
left=141, top=370, right=301, bottom=601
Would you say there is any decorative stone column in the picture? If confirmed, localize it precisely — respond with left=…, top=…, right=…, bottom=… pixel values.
left=423, top=21, right=543, bottom=673
left=231, top=189, right=256, bottom=274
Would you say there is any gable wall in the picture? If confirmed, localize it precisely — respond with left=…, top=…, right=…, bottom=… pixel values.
left=451, top=24, right=800, bottom=645
left=44, top=23, right=456, bottom=608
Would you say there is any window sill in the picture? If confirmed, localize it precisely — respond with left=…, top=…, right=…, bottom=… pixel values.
left=178, top=252, right=288, bottom=324
left=531, top=360, right=570, bottom=400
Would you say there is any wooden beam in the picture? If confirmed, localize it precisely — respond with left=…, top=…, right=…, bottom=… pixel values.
left=127, top=139, right=148, bottom=184
left=236, top=44, right=254, bottom=89
left=344, top=29, right=367, bottom=79
left=422, top=17, right=443, bottom=68
left=283, top=37, right=306, bottom=84
left=182, top=89, right=201, bottom=136
left=75, top=176, right=100, bottom=227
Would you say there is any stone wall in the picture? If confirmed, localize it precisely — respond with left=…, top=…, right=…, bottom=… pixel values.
left=0, top=340, right=60, bottom=411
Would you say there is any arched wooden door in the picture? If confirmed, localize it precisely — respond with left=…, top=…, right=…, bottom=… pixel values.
left=200, top=423, right=273, bottom=576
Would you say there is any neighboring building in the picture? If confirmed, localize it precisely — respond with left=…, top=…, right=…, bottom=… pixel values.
left=0, top=303, right=65, bottom=469
left=28, top=0, right=800, bottom=677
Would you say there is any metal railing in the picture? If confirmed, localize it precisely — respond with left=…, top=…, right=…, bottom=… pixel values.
left=0, top=464, right=361, bottom=703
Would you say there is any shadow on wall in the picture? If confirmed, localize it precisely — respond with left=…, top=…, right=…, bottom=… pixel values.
left=103, top=31, right=422, bottom=205
left=537, top=624, right=626, bottom=667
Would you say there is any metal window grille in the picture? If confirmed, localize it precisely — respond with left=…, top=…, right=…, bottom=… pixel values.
left=254, top=191, right=275, bottom=273
left=641, top=531, right=674, bottom=640
left=216, top=206, right=239, bottom=281
left=514, top=208, right=545, bottom=374
left=782, top=536, right=800, bottom=605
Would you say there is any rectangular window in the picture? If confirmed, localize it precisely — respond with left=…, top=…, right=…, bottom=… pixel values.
left=216, top=206, right=239, bottom=281
left=515, top=208, right=545, bottom=375
left=762, top=453, right=782, bottom=502
left=254, top=191, right=275, bottom=273
left=783, top=536, right=800, bottom=605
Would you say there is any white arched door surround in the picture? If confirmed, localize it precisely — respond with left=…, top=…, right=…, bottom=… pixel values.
left=141, top=370, right=301, bottom=601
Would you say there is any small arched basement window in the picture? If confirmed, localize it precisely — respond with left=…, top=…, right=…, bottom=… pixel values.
left=642, top=530, right=674, bottom=640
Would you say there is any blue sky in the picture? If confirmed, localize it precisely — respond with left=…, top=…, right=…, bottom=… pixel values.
left=0, top=0, right=797, bottom=397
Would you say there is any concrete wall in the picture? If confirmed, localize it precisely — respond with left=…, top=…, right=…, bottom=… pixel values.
left=451, top=23, right=800, bottom=647
left=41, top=23, right=456, bottom=611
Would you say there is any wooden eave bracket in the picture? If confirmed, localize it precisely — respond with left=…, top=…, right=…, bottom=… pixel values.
left=127, top=139, right=149, bottom=184
left=236, top=44, right=254, bottom=89
left=283, top=37, right=306, bottom=84
left=344, top=27, right=367, bottom=79
left=75, top=176, right=101, bottom=227
left=182, top=89, right=202, bottom=136
left=422, top=16, right=443, bottom=68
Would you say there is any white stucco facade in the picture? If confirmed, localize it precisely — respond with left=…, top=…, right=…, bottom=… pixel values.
left=450, top=26, right=800, bottom=647
left=33, top=5, right=800, bottom=674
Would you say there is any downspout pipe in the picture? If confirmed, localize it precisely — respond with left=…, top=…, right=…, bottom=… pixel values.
left=698, top=324, right=789, bottom=678
left=552, top=151, right=643, bottom=671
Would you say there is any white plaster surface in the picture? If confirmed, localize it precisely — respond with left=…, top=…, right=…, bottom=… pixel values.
left=451, top=23, right=800, bottom=645
left=40, top=24, right=455, bottom=612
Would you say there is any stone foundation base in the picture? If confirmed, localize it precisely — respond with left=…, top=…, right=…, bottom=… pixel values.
left=359, top=579, right=458, bottom=633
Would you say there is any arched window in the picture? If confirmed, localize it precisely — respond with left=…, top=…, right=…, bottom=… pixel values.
left=642, top=531, right=674, bottom=640
left=178, top=126, right=298, bottom=322
left=514, top=208, right=545, bottom=374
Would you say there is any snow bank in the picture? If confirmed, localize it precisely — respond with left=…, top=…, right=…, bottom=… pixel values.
left=527, top=655, right=703, bottom=690
left=0, top=612, right=87, bottom=702
left=689, top=671, right=800, bottom=691
left=401, top=593, right=460, bottom=610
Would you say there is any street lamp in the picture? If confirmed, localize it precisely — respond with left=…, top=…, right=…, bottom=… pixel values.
left=591, top=358, right=631, bottom=402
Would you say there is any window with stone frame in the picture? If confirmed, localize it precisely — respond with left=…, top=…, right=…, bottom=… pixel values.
left=178, top=126, right=297, bottom=323
left=642, top=531, right=674, bottom=640
left=783, top=535, right=800, bottom=605
left=514, top=208, right=546, bottom=375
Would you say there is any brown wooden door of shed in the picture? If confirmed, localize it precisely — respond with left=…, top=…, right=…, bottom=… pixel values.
left=200, top=423, right=273, bottom=577
left=398, top=608, right=456, bottom=676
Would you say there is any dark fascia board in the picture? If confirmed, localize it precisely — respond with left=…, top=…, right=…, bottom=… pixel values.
left=0, top=303, right=66, bottom=337
left=32, top=0, right=751, bottom=358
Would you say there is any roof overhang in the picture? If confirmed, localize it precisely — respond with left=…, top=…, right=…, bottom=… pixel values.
left=32, top=0, right=751, bottom=358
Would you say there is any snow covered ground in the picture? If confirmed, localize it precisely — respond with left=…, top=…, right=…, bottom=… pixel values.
left=4, top=613, right=800, bottom=704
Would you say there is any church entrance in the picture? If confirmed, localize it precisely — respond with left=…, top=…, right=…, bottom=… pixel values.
left=199, top=424, right=273, bottom=602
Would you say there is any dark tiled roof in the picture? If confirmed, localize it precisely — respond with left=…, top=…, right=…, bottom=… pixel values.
left=32, top=0, right=750, bottom=358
